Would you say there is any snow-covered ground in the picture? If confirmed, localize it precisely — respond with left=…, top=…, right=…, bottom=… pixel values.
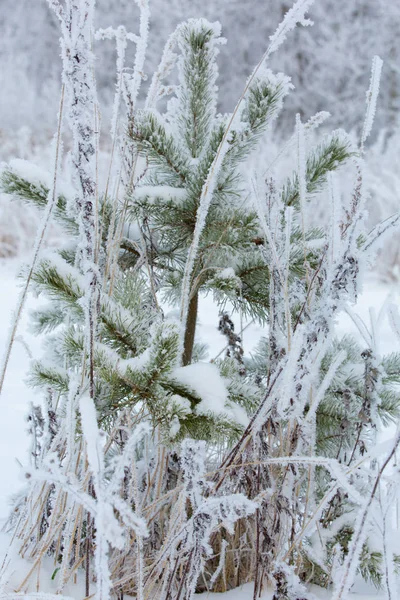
left=0, top=256, right=398, bottom=598
left=0, top=259, right=43, bottom=520
left=197, top=582, right=385, bottom=599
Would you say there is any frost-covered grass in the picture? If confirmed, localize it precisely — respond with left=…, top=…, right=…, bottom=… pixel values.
left=0, top=256, right=398, bottom=600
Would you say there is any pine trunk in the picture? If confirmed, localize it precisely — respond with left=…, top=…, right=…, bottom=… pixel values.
left=182, top=291, right=199, bottom=366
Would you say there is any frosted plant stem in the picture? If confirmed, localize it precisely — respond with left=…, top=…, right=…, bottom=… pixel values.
left=0, top=84, right=65, bottom=396
left=251, top=177, right=285, bottom=287
left=102, top=0, right=150, bottom=286
left=361, top=55, right=383, bottom=154
left=94, top=102, right=101, bottom=265
left=132, top=465, right=144, bottom=600
left=49, top=0, right=102, bottom=405
left=145, top=30, right=179, bottom=109
left=137, top=220, right=160, bottom=310
left=128, top=0, right=150, bottom=118
left=96, top=14, right=148, bottom=267
left=263, top=110, right=330, bottom=177
left=45, top=2, right=104, bottom=596
left=363, top=210, right=400, bottom=252
left=381, top=494, right=396, bottom=600
left=95, top=28, right=128, bottom=258
left=332, top=430, right=400, bottom=600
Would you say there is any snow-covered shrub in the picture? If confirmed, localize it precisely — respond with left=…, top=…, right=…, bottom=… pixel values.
left=2, top=1, right=400, bottom=600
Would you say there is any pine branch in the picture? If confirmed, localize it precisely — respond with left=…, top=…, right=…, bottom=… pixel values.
left=174, top=20, right=223, bottom=158
left=129, top=111, right=190, bottom=185
left=0, top=167, right=78, bottom=234
left=282, top=132, right=354, bottom=207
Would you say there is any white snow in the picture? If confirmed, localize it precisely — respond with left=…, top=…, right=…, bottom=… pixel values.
left=133, top=185, right=187, bottom=202
left=218, top=267, right=236, bottom=280
left=172, top=361, right=248, bottom=426
left=0, top=260, right=43, bottom=521
left=194, top=582, right=386, bottom=599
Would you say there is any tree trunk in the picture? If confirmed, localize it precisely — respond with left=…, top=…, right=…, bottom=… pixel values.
left=182, top=291, right=199, bottom=366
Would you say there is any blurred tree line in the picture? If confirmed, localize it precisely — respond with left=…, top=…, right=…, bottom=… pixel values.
left=0, top=0, right=398, bottom=137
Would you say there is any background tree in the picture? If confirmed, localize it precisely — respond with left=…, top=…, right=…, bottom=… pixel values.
left=1, top=0, right=399, bottom=136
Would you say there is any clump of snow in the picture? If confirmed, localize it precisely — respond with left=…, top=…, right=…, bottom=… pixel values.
left=122, top=221, right=142, bottom=243
left=171, top=362, right=248, bottom=426
left=213, top=267, right=242, bottom=287
left=169, top=415, right=181, bottom=437
left=134, top=185, right=187, bottom=202
left=119, top=348, right=151, bottom=373
left=218, top=267, right=236, bottom=280
left=169, top=394, right=192, bottom=415
left=172, top=362, right=228, bottom=413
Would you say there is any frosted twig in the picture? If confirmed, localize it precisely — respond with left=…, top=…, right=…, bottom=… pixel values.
left=146, top=29, right=179, bottom=109
left=361, top=55, right=383, bottom=153
left=362, top=210, right=400, bottom=252
left=268, top=0, right=314, bottom=55
left=305, top=349, right=347, bottom=423
left=332, top=429, right=400, bottom=600
left=344, top=307, right=372, bottom=346
left=263, top=110, right=330, bottom=177
left=388, top=303, right=400, bottom=344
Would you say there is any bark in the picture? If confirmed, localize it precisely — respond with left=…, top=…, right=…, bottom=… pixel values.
left=182, top=291, right=199, bottom=366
